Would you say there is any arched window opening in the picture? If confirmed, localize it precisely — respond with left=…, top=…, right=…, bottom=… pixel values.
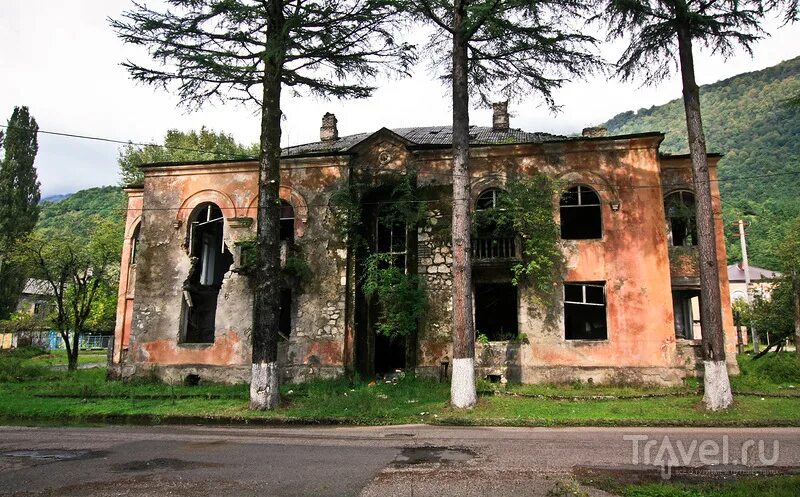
left=130, top=223, right=141, bottom=265
left=181, top=202, right=233, bottom=343
left=664, top=190, right=697, bottom=246
left=473, top=188, right=516, bottom=259
left=475, top=188, right=502, bottom=211
left=375, top=203, right=407, bottom=269
left=280, top=200, right=295, bottom=242
left=559, top=185, right=602, bottom=240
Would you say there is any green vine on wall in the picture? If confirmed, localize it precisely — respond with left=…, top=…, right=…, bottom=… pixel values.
left=476, top=173, right=564, bottom=302
left=236, top=238, right=311, bottom=288
left=329, top=171, right=428, bottom=339
left=363, top=253, right=426, bottom=337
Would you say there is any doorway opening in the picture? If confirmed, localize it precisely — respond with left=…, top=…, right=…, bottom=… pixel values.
left=354, top=186, right=417, bottom=377
left=474, top=283, right=519, bottom=341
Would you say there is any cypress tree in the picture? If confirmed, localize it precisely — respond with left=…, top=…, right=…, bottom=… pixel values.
left=0, top=106, right=41, bottom=319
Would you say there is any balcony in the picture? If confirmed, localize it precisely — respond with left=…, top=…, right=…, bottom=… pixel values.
left=668, top=245, right=700, bottom=287
left=472, top=237, right=519, bottom=262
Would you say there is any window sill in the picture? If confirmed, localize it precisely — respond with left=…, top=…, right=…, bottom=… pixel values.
left=177, top=342, right=215, bottom=348
left=565, top=338, right=608, bottom=343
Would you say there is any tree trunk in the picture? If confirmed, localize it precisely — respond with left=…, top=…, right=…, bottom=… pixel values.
left=250, top=4, right=285, bottom=411
left=793, top=274, right=800, bottom=361
left=449, top=0, right=477, bottom=408
left=676, top=22, right=732, bottom=411
left=65, top=331, right=79, bottom=372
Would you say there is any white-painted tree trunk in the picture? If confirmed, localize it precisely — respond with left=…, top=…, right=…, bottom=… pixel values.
left=250, top=361, right=280, bottom=410
left=450, top=357, right=477, bottom=408
left=702, top=360, right=733, bottom=411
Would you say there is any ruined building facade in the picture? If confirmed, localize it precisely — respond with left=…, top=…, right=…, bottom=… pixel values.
left=111, top=106, right=738, bottom=385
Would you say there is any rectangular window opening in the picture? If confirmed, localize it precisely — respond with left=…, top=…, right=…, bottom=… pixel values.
left=475, top=283, right=519, bottom=341
left=564, top=282, right=607, bottom=340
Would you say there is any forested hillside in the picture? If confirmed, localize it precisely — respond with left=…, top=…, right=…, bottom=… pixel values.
left=37, top=186, right=125, bottom=235
left=603, top=56, right=800, bottom=269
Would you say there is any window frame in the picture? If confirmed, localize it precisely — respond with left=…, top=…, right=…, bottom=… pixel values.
left=664, top=190, right=697, bottom=247
left=563, top=281, right=608, bottom=341
left=559, top=185, right=603, bottom=240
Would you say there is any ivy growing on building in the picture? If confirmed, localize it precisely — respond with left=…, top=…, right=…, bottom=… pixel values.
left=476, top=173, right=563, bottom=301
left=329, top=170, right=427, bottom=338
left=363, top=253, right=426, bottom=337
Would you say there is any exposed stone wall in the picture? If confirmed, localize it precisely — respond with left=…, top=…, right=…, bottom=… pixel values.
left=416, top=208, right=453, bottom=374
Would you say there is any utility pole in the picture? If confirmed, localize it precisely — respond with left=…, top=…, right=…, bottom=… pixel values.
left=735, top=219, right=758, bottom=353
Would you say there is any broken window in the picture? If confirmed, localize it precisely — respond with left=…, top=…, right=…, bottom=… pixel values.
left=280, top=200, right=295, bottom=242
left=376, top=204, right=407, bottom=269
left=560, top=185, right=602, bottom=240
left=473, top=188, right=516, bottom=259
left=672, top=289, right=701, bottom=339
left=564, top=282, right=607, bottom=340
left=33, top=301, right=47, bottom=317
left=664, top=190, right=697, bottom=246
left=181, top=203, right=233, bottom=344
left=476, top=188, right=502, bottom=211
left=475, top=283, right=518, bottom=341
left=130, top=223, right=141, bottom=265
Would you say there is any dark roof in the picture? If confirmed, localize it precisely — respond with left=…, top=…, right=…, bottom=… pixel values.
left=138, top=126, right=664, bottom=168
left=281, top=126, right=568, bottom=157
left=727, top=263, right=781, bottom=282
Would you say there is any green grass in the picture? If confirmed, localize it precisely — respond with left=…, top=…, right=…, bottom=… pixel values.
left=588, top=475, right=800, bottom=497
left=0, top=347, right=799, bottom=426
left=26, top=349, right=109, bottom=367
left=730, top=353, right=800, bottom=394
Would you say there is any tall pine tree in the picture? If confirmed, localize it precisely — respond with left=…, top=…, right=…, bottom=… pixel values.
left=409, top=0, right=600, bottom=407
left=0, top=106, right=41, bottom=319
left=112, top=0, right=413, bottom=409
left=598, top=0, right=796, bottom=410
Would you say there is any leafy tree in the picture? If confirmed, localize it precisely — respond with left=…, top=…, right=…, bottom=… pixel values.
left=598, top=0, right=795, bottom=411
left=603, top=56, right=800, bottom=270
left=0, top=106, right=41, bottom=319
left=12, top=217, right=122, bottom=371
left=118, top=127, right=258, bottom=186
left=776, top=216, right=800, bottom=360
left=750, top=281, right=795, bottom=355
left=410, top=0, right=600, bottom=407
left=111, top=0, right=413, bottom=409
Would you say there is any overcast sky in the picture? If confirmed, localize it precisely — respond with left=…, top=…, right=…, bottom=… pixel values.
left=1, top=1, right=798, bottom=197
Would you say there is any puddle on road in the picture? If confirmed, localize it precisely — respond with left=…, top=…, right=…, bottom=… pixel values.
left=394, top=446, right=476, bottom=466
left=111, top=458, right=223, bottom=473
left=1, top=450, right=96, bottom=461
left=383, top=433, right=415, bottom=439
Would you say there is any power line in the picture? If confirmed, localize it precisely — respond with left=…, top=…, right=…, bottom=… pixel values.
left=0, top=124, right=254, bottom=160
left=4, top=122, right=800, bottom=184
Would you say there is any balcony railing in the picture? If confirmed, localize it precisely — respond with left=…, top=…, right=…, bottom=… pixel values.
left=472, top=237, right=519, bottom=261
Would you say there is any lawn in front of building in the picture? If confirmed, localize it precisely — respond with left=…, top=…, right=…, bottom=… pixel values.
left=0, top=348, right=798, bottom=426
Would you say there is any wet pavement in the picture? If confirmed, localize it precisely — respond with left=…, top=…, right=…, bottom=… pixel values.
left=0, top=425, right=798, bottom=496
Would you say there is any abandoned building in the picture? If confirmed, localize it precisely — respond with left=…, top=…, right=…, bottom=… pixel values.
left=111, top=104, right=739, bottom=386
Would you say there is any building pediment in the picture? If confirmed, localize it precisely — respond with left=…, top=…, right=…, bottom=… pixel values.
left=348, top=127, right=414, bottom=174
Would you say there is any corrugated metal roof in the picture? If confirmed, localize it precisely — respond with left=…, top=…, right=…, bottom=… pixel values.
left=282, top=126, right=568, bottom=157
left=22, top=279, right=54, bottom=296
left=727, top=264, right=782, bottom=282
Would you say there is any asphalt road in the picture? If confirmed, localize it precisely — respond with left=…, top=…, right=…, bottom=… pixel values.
left=0, top=425, right=798, bottom=496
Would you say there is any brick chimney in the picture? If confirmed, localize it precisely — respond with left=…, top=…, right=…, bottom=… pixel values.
left=320, top=113, right=338, bottom=141
left=582, top=126, right=608, bottom=138
left=492, top=101, right=509, bottom=132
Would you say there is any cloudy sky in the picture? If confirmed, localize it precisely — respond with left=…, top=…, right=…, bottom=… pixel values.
left=2, top=1, right=798, bottom=197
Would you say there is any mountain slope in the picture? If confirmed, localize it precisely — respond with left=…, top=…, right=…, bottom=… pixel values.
left=603, top=56, right=800, bottom=269
left=37, top=186, right=125, bottom=235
